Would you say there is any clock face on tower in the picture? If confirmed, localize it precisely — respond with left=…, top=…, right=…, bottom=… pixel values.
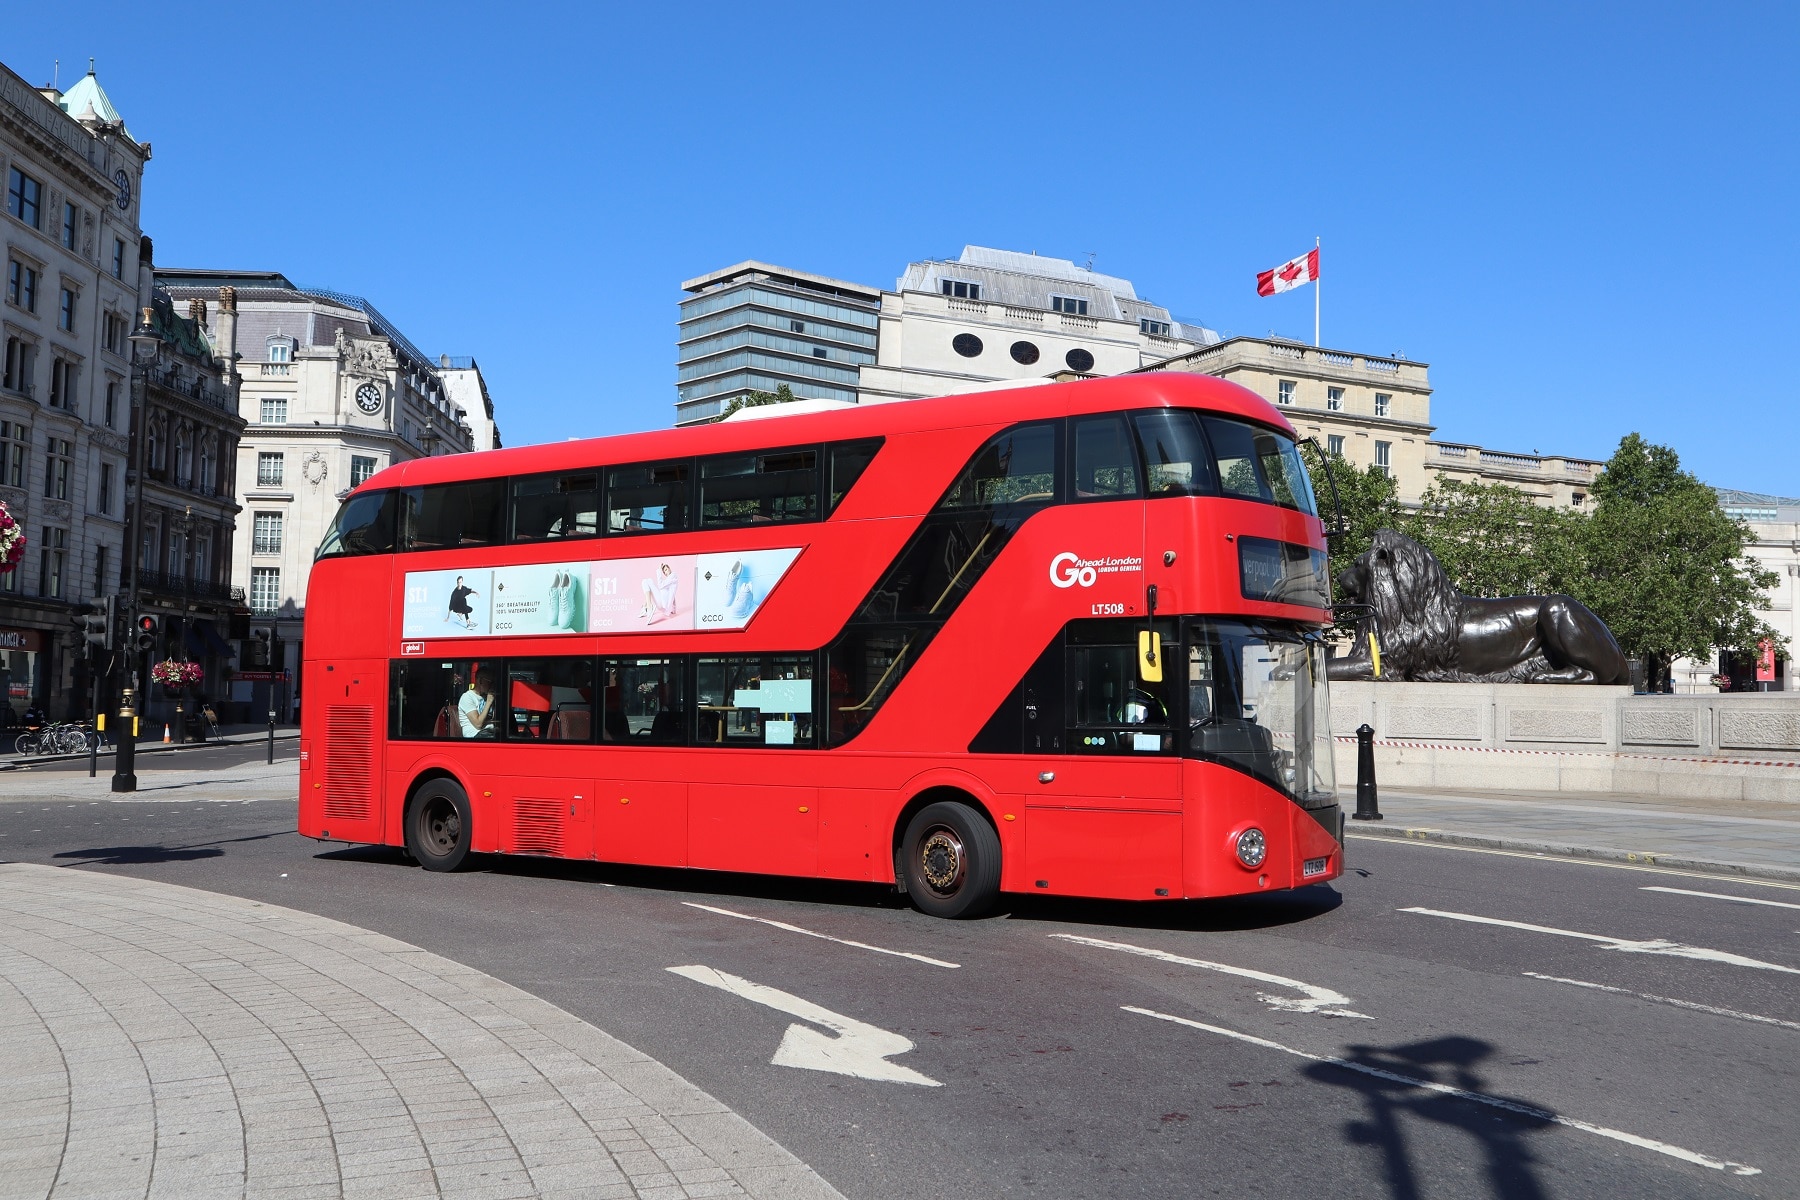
left=354, top=382, right=383, bottom=414
left=113, top=168, right=131, bottom=211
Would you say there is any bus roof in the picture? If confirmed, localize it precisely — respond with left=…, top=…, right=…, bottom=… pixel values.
left=368, top=372, right=1289, bottom=493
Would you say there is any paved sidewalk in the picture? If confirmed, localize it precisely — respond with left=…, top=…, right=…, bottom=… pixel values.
left=1348, top=786, right=1800, bottom=881
left=1, top=726, right=300, bottom=770
left=0, top=862, right=842, bottom=1200
left=0, top=759, right=297, bottom=804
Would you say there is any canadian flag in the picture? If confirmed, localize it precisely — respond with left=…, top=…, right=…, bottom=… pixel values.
left=1256, top=248, right=1320, bottom=296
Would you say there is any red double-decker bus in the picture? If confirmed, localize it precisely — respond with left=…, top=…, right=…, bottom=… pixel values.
left=300, top=372, right=1341, bottom=917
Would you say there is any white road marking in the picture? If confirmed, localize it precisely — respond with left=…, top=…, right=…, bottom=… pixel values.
left=1400, top=907, right=1800, bottom=976
left=1049, top=933, right=1369, bottom=1018
left=682, top=901, right=959, bottom=968
left=1122, top=1006, right=1759, bottom=1176
left=1347, top=833, right=1800, bottom=892
left=667, top=964, right=941, bottom=1086
left=1640, top=886, right=1800, bottom=911
left=1522, top=972, right=1800, bottom=1032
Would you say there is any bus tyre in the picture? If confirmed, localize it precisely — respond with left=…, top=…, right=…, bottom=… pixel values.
left=407, top=779, right=473, bottom=872
left=902, top=801, right=1001, bottom=919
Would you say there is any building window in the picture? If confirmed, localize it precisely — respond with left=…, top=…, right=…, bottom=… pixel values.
left=259, top=397, right=287, bottom=424
left=0, top=422, right=23, bottom=487
left=268, top=341, right=290, bottom=363
left=48, top=359, right=75, bottom=408
left=952, top=333, right=984, bottom=358
left=257, top=452, right=284, bottom=487
left=62, top=202, right=78, bottom=251
left=941, top=279, right=981, bottom=301
left=350, top=455, right=378, bottom=487
left=7, top=260, right=39, bottom=312
left=811, top=347, right=827, bottom=359
left=3, top=336, right=32, bottom=396
left=6, top=168, right=41, bottom=229
left=253, top=512, right=283, bottom=555
left=250, top=567, right=280, bottom=614
left=1328, top=434, right=1345, bottom=456
left=104, top=380, right=119, bottom=427
left=38, top=527, right=65, bottom=598
left=93, top=544, right=108, bottom=595
left=112, top=239, right=125, bottom=280
left=790, top=319, right=805, bottom=333
left=44, top=436, right=71, bottom=499
left=198, top=438, right=213, bottom=491
left=1375, top=392, right=1391, bottom=417
left=58, top=289, right=76, bottom=333
left=97, top=462, right=113, bottom=514
left=1139, top=317, right=1171, bottom=337
left=102, top=311, right=125, bottom=354
left=1571, top=492, right=1586, bottom=506
left=1327, top=386, right=1344, bottom=411
left=1374, top=440, right=1391, bottom=476
left=1277, top=380, right=1296, bottom=405
left=1051, top=295, right=1089, bottom=316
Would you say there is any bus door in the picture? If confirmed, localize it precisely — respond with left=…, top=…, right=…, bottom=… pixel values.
left=315, top=660, right=387, bottom=845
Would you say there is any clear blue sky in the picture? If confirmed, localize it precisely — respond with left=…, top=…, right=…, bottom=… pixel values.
left=13, top=2, right=1797, bottom=493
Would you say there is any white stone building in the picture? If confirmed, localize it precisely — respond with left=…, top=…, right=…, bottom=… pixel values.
left=157, top=270, right=493, bottom=719
left=0, top=61, right=149, bottom=718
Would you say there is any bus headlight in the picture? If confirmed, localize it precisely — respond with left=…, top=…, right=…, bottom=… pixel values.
left=1234, top=827, right=1267, bottom=869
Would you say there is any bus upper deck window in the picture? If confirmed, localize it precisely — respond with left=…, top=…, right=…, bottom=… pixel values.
left=606, top=461, right=690, bottom=534
left=700, top=447, right=818, bottom=528
left=1072, top=416, right=1141, bottom=500
left=317, top=490, right=397, bottom=558
left=938, top=422, right=1059, bottom=510
left=1202, top=417, right=1316, bottom=514
left=827, top=438, right=882, bottom=514
left=404, top=479, right=507, bottom=551
left=512, top=471, right=601, bottom=541
left=1132, top=411, right=1216, bottom=497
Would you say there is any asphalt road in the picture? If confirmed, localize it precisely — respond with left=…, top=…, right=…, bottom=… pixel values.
left=1, top=764, right=1795, bottom=1199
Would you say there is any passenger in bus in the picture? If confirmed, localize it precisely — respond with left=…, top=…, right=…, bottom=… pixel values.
left=458, top=670, right=497, bottom=738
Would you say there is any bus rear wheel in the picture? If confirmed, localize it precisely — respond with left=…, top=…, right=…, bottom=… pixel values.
left=902, top=801, right=1001, bottom=919
left=407, top=779, right=473, bottom=872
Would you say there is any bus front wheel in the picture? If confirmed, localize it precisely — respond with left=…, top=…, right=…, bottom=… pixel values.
left=901, top=801, right=1001, bottom=919
left=407, top=779, right=473, bottom=872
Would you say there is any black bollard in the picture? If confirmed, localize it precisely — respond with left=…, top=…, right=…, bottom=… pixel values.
left=1352, top=723, right=1382, bottom=821
left=111, top=687, right=138, bottom=793
left=267, top=707, right=277, bottom=765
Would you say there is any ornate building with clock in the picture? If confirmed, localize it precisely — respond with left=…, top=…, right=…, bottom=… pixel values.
left=156, top=268, right=497, bottom=720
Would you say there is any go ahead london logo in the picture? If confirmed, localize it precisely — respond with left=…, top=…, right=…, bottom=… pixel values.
left=1048, top=551, right=1143, bottom=588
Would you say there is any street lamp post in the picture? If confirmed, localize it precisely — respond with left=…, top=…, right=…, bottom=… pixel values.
left=173, top=504, right=194, bottom=744
left=113, top=307, right=159, bottom=792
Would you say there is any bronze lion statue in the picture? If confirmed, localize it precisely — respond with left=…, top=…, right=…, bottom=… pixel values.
left=1329, top=528, right=1630, bottom=684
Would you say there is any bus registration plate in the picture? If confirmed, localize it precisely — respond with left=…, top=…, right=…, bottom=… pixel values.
left=1302, top=856, right=1329, bottom=878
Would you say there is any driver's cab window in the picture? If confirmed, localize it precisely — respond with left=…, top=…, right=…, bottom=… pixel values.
left=1066, top=619, right=1175, bottom=754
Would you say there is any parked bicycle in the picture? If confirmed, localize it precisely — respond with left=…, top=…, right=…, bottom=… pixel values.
left=13, top=721, right=100, bottom=756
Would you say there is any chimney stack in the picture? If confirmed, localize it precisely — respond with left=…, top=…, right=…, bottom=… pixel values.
left=188, top=298, right=207, bottom=326
left=215, top=287, right=239, bottom=388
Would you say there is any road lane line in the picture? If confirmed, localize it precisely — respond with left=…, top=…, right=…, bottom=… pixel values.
left=1346, top=833, right=1800, bottom=892
left=1049, top=933, right=1369, bottom=1018
left=1521, top=972, right=1800, bottom=1032
left=681, top=901, right=960, bottom=968
left=1640, top=886, right=1800, bottom=911
left=1399, top=907, right=1800, bottom=975
left=1121, top=1006, right=1760, bottom=1176
left=667, top=964, right=941, bottom=1086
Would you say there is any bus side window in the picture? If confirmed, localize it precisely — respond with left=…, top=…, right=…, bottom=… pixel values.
left=1071, top=416, right=1141, bottom=500
left=1065, top=620, right=1175, bottom=755
left=696, top=655, right=814, bottom=747
left=602, top=657, right=687, bottom=744
left=826, top=438, right=882, bottom=515
left=1201, top=417, right=1275, bottom=503
left=507, top=657, right=596, bottom=742
left=405, top=479, right=507, bottom=550
left=512, top=472, right=601, bottom=541
left=937, top=422, right=1060, bottom=510
left=1132, top=410, right=1217, bottom=497
left=607, top=461, right=690, bottom=534
left=390, top=658, right=488, bottom=740
left=699, top=448, right=819, bottom=528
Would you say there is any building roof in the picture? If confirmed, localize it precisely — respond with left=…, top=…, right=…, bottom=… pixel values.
left=157, top=270, right=437, bottom=373
left=681, top=261, right=882, bottom=302
left=948, top=246, right=1139, bottom=298
left=57, top=69, right=129, bottom=137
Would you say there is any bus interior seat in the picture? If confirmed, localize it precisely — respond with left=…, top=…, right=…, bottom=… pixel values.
left=433, top=706, right=454, bottom=738
left=548, top=708, right=592, bottom=742
left=649, top=710, right=684, bottom=742
left=603, top=709, right=630, bottom=742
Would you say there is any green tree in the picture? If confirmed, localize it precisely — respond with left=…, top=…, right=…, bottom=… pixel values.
left=1580, top=434, right=1782, bottom=679
left=1403, top=476, right=1586, bottom=597
left=1299, top=443, right=1401, bottom=579
left=719, top=383, right=797, bottom=420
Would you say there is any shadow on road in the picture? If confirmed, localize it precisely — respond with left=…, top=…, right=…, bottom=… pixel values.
left=1003, top=885, right=1342, bottom=932
left=1305, top=1035, right=1551, bottom=1200
left=55, top=830, right=292, bottom=866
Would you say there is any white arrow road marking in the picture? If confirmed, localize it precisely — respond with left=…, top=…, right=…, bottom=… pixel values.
left=1640, top=886, right=1800, bottom=911
left=1400, top=907, right=1800, bottom=975
left=1049, top=933, right=1370, bottom=1018
left=1123, top=1006, right=1760, bottom=1177
left=682, top=901, right=960, bottom=968
left=1522, top=972, right=1800, bottom=1032
left=667, top=965, right=941, bottom=1086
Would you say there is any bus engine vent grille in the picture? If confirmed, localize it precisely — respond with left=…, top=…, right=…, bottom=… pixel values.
left=512, top=797, right=565, bottom=856
left=323, top=706, right=375, bottom=823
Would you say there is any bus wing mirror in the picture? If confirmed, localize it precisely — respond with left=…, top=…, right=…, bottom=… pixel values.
left=1138, top=631, right=1164, bottom=683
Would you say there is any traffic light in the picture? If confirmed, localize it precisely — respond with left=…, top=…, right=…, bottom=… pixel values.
left=134, top=613, right=159, bottom=653
left=81, top=601, right=111, bottom=652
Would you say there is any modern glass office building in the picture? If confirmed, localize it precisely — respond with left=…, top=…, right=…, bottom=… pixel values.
left=675, top=262, right=881, bottom=425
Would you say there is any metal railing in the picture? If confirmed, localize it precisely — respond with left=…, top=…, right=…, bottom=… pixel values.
left=137, top=570, right=245, bottom=603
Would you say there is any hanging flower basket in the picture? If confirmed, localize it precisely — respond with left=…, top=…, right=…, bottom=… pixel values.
left=152, top=659, right=205, bottom=689
left=0, top=501, right=25, bottom=575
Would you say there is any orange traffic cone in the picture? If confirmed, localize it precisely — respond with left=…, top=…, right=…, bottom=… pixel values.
left=162, top=724, right=171, bottom=743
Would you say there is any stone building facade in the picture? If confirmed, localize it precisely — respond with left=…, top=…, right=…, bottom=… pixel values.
left=0, top=62, right=149, bottom=719
left=157, top=270, right=487, bottom=720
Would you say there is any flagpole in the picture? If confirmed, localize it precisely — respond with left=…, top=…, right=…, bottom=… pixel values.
left=1314, top=235, right=1321, bottom=348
